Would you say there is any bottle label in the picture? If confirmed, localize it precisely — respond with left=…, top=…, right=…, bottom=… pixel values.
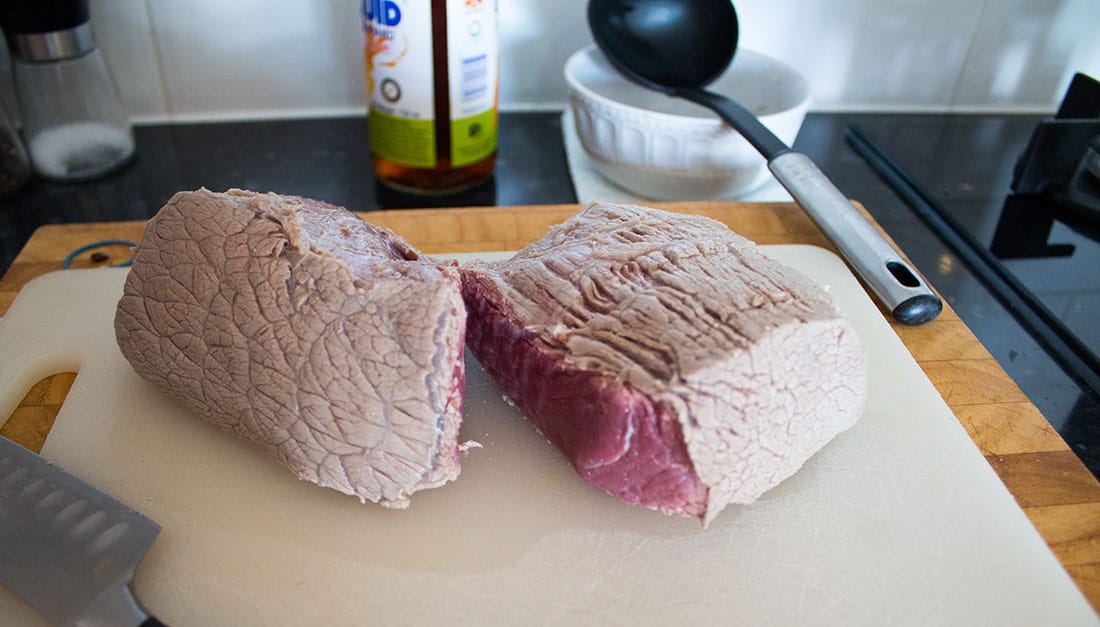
left=365, top=0, right=436, bottom=167
left=364, top=0, right=498, bottom=168
left=446, top=0, right=498, bottom=167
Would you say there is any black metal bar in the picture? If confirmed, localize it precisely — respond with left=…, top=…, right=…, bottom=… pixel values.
left=845, top=124, right=1100, bottom=396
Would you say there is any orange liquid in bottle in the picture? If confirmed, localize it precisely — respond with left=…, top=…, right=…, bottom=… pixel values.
left=371, top=153, right=496, bottom=195
left=368, top=0, right=497, bottom=195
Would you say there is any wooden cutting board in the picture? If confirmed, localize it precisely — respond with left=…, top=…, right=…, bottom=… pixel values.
left=0, top=246, right=1095, bottom=625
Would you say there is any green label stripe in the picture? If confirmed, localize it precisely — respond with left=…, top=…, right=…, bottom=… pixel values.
left=369, top=108, right=436, bottom=168
left=451, top=109, right=497, bottom=167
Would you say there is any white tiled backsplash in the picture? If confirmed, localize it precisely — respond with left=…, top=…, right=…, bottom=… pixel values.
left=59, top=0, right=1100, bottom=122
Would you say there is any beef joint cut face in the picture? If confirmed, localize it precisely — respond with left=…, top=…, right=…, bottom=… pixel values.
left=460, top=202, right=868, bottom=524
left=114, top=189, right=468, bottom=508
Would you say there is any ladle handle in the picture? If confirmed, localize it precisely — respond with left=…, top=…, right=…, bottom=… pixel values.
left=679, top=87, right=942, bottom=324
left=675, top=88, right=788, bottom=159
left=769, top=152, right=942, bottom=325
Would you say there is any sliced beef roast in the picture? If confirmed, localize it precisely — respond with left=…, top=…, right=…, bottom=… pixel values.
left=115, top=189, right=467, bottom=508
left=460, top=202, right=867, bottom=524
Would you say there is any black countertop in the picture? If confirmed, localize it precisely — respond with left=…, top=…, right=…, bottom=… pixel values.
left=2, top=111, right=1098, bottom=476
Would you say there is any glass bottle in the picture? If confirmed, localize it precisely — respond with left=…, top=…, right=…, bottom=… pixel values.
left=363, top=0, right=499, bottom=194
left=0, top=98, right=31, bottom=197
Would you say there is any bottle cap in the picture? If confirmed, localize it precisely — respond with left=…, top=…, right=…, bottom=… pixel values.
left=0, top=0, right=94, bottom=61
left=0, top=0, right=89, bottom=35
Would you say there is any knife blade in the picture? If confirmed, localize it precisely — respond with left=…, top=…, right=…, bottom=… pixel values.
left=0, top=435, right=163, bottom=626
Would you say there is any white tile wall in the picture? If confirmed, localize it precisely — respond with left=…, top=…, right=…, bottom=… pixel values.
left=79, top=0, right=1100, bottom=123
left=94, top=0, right=165, bottom=119
left=952, top=0, right=1100, bottom=110
left=737, top=0, right=985, bottom=109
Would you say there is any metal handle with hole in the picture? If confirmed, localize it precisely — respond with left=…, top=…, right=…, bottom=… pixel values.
left=769, top=152, right=943, bottom=325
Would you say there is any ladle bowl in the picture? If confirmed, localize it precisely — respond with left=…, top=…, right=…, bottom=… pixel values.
left=587, top=0, right=738, bottom=91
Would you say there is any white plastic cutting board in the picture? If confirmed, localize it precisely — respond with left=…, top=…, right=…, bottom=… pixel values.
left=0, top=247, right=1096, bottom=626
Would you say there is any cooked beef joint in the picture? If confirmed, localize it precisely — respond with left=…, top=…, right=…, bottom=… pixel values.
left=115, top=189, right=467, bottom=508
left=461, top=203, right=867, bottom=524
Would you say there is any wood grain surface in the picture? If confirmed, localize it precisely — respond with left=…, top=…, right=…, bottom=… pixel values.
left=3, top=201, right=1099, bottom=610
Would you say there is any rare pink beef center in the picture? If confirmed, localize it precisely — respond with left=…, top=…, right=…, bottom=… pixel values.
left=463, top=278, right=708, bottom=516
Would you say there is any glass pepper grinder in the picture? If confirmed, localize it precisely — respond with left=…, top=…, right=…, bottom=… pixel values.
left=0, top=96, right=31, bottom=197
left=0, top=0, right=135, bottom=181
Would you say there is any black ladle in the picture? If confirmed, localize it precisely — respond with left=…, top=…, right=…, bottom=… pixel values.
left=588, top=0, right=942, bottom=325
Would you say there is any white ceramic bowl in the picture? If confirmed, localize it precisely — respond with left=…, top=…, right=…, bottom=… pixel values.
left=564, top=45, right=810, bottom=200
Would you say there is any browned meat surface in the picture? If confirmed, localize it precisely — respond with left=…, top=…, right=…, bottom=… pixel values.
left=115, top=189, right=467, bottom=508
left=460, top=202, right=867, bottom=524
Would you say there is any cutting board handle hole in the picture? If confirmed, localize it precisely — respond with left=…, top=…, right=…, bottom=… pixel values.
left=1, top=372, right=78, bottom=454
